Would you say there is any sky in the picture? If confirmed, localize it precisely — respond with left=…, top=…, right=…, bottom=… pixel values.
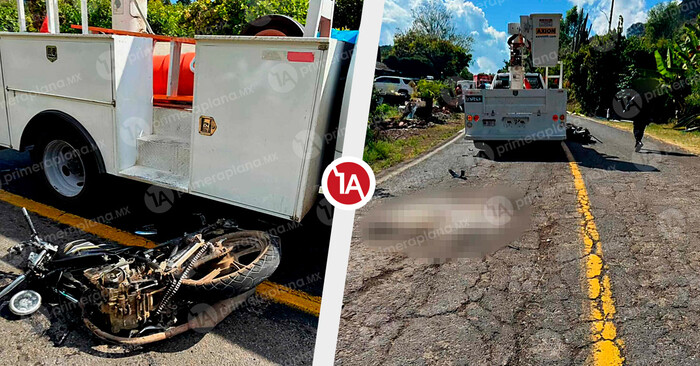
left=380, top=0, right=670, bottom=74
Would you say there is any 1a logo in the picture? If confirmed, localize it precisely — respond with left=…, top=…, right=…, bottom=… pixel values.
left=321, top=157, right=375, bottom=210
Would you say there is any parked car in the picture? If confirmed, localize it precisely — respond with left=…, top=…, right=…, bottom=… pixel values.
left=373, top=76, right=416, bottom=97
left=457, top=80, right=476, bottom=90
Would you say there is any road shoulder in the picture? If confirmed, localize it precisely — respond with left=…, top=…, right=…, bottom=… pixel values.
left=570, top=113, right=700, bottom=155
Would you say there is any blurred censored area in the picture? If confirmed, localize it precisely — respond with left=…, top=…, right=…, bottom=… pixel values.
left=362, top=187, right=531, bottom=259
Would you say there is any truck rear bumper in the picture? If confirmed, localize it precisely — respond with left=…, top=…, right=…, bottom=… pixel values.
left=464, top=134, right=566, bottom=141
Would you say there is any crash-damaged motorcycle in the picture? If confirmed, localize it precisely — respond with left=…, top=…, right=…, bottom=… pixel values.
left=0, top=208, right=280, bottom=345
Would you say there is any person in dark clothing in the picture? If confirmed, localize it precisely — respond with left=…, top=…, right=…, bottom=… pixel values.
left=620, top=92, right=646, bottom=152
left=633, top=119, right=648, bottom=152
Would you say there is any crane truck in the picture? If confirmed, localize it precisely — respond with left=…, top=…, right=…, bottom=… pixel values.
left=0, top=0, right=357, bottom=313
left=462, top=14, right=567, bottom=152
left=0, top=0, right=352, bottom=222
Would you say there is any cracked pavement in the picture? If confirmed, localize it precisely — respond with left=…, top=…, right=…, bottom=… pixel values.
left=335, top=116, right=700, bottom=365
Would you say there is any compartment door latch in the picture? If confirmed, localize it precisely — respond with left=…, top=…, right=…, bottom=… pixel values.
left=198, top=116, right=217, bottom=136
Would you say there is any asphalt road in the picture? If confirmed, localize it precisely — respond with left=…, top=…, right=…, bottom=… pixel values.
left=0, top=148, right=331, bottom=365
left=335, top=116, right=700, bottom=365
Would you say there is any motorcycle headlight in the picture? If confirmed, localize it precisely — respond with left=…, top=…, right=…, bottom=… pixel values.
left=9, top=289, right=42, bottom=316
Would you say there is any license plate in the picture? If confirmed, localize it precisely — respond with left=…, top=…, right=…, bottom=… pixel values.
left=483, top=119, right=496, bottom=126
left=504, top=117, right=528, bottom=125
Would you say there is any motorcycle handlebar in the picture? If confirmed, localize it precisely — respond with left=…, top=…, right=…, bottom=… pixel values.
left=22, top=208, right=38, bottom=238
left=0, top=274, right=26, bottom=300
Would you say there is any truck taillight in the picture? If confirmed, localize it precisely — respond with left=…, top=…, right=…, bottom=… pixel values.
left=560, top=114, right=566, bottom=121
left=467, top=115, right=473, bottom=121
left=552, top=115, right=559, bottom=121
left=474, top=115, right=480, bottom=122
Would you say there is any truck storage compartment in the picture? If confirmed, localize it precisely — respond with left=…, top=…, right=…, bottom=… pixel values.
left=0, top=33, right=153, bottom=173
left=190, top=36, right=351, bottom=221
left=484, top=92, right=547, bottom=109
left=464, top=89, right=567, bottom=141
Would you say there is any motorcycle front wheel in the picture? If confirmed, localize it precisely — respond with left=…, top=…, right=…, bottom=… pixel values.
left=180, top=231, right=281, bottom=298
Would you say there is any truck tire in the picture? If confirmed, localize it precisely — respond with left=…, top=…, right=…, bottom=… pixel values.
left=180, top=231, right=281, bottom=298
left=241, top=15, right=304, bottom=37
left=32, top=128, right=101, bottom=203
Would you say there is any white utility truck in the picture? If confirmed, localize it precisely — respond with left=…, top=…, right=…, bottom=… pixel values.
left=463, top=14, right=567, bottom=145
left=0, top=0, right=353, bottom=222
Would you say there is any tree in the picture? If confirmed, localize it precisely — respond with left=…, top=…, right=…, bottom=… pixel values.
left=56, top=0, right=111, bottom=33
left=334, top=0, right=362, bottom=30
left=0, top=0, right=20, bottom=32
left=385, top=0, right=473, bottom=79
left=383, top=54, right=436, bottom=78
left=244, top=0, right=308, bottom=25
left=410, top=0, right=471, bottom=48
left=645, top=2, right=684, bottom=47
left=147, top=0, right=188, bottom=36
left=497, top=60, right=509, bottom=73
left=560, top=6, right=590, bottom=53
left=655, top=21, right=700, bottom=124
left=378, top=45, right=392, bottom=61
left=389, top=29, right=471, bottom=78
left=459, top=68, right=473, bottom=80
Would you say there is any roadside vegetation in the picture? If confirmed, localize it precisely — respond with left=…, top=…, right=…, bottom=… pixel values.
left=595, top=120, right=700, bottom=154
left=0, top=0, right=362, bottom=35
left=364, top=111, right=463, bottom=172
left=365, top=76, right=465, bottom=173
left=555, top=1, right=700, bottom=141
left=366, top=1, right=469, bottom=173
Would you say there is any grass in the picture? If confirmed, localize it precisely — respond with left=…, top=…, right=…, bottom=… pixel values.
left=595, top=120, right=700, bottom=155
left=364, top=113, right=464, bottom=173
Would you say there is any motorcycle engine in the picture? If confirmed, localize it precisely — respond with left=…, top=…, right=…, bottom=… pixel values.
left=83, top=258, right=164, bottom=334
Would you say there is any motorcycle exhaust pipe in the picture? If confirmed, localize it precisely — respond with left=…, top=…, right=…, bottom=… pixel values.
left=83, top=288, right=255, bottom=345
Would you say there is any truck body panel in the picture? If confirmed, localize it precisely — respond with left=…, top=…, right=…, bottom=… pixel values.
left=463, top=88, right=567, bottom=141
left=0, top=34, right=120, bottom=173
left=0, top=49, right=10, bottom=147
left=190, top=36, right=350, bottom=221
left=0, top=32, right=350, bottom=222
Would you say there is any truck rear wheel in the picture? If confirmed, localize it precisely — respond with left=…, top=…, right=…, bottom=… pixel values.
left=32, top=129, right=100, bottom=203
left=474, top=140, right=499, bottom=160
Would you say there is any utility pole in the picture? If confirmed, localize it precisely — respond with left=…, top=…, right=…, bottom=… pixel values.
left=608, top=0, right=615, bottom=33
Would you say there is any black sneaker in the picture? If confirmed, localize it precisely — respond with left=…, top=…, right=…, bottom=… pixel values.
left=635, top=141, right=643, bottom=152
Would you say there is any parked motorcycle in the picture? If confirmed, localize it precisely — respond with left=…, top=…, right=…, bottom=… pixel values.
left=0, top=208, right=280, bottom=344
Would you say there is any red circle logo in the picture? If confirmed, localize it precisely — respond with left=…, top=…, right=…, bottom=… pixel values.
left=322, top=157, right=376, bottom=210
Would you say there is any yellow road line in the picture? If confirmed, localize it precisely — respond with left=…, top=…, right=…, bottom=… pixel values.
left=256, top=281, right=322, bottom=317
left=0, top=190, right=157, bottom=248
left=561, top=143, right=624, bottom=366
left=0, top=189, right=321, bottom=317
